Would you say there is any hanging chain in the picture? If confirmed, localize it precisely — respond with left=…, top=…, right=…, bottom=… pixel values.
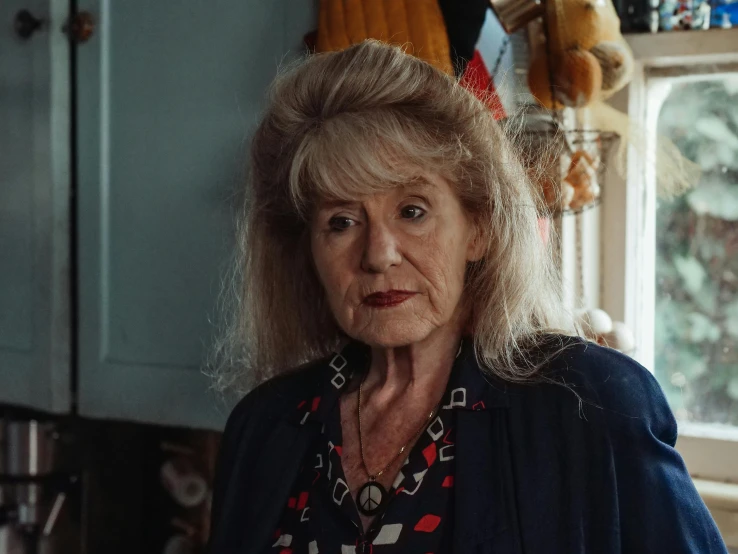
left=575, top=211, right=587, bottom=308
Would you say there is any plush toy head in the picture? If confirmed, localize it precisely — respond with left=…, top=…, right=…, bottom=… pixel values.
left=528, top=0, right=634, bottom=109
left=547, top=0, right=622, bottom=51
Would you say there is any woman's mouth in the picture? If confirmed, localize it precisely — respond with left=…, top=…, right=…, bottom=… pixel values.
left=362, top=290, right=416, bottom=308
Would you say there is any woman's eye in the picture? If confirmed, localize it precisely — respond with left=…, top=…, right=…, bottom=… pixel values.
left=400, top=205, right=426, bottom=220
left=328, top=216, right=355, bottom=232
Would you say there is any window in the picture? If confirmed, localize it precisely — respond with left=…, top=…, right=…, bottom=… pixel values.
left=600, top=30, right=738, bottom=486
left=654, top=75, right=738, bottom=430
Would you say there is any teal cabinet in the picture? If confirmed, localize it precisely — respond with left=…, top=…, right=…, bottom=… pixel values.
left=0, top=0, right=317, bottom=430
left=75, top=0, right=318, bottom=429
left=0, top=0, right=71, bottom=414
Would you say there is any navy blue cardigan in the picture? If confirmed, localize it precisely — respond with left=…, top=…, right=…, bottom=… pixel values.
left=208, top=338, right=727, bottom=553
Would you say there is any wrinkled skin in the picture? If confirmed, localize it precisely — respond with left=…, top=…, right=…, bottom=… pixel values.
left=310, top=173, right=483, bottom=349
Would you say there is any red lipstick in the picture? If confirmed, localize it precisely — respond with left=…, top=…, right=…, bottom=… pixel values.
left=363, top=290, right=416, bottom=308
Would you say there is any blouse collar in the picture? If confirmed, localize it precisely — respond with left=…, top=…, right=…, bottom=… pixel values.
left=291, top=338, right=510, bottom=427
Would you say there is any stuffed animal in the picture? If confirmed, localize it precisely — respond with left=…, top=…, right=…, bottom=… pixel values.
left=527, top=0, right=634, bottom=109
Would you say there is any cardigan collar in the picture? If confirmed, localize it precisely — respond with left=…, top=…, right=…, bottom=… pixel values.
left=289, top=338, right=510, bottom=428
left=448, top=337, right=511, bottom=410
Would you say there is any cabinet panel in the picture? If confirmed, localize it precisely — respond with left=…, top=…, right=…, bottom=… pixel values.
left=0, top=0, right=71, bottom=413
left=76, top=0, right=318, bottom=429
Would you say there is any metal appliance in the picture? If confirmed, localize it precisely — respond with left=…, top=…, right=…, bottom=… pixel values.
left=0, top=415, right=80, bottom=554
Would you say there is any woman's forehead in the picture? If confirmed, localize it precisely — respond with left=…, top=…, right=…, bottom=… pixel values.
left=312, top=174, right=449, bottom=209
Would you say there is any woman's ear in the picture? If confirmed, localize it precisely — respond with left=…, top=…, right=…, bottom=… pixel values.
left=466, top=222, right=486, bottom=262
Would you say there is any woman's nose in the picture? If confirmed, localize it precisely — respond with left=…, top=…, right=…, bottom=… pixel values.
left=360, top=223, right=402, bottom=273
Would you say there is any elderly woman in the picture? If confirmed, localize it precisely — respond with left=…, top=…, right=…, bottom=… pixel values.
left=208, top=41, right=726, bottom=554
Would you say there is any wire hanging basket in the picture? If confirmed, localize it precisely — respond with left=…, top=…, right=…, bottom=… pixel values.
left=517, top=122, right=618, bottom=217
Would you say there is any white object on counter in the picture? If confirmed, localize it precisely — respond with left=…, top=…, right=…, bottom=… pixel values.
left=162, top=534, right=195, bottom=554
left=160, top=458, right=208, bottom=508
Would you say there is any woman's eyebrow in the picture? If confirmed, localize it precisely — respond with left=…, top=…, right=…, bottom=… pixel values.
left=316, top=199, right=358, bottom=211
left=401, top=178, right=437, bottom=194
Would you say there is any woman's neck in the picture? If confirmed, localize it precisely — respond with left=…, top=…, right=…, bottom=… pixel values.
left=362, top=324, right=464, bottom=408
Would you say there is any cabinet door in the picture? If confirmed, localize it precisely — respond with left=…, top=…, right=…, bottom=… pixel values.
left=0, top=0, right=71, bottom=413
left=76, top=0, right=317, bottom=429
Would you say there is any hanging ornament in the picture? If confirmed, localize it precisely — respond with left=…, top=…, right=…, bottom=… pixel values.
left=517, top=109, right=614, bottom=216
left=565, top=149, right=601, bottom=212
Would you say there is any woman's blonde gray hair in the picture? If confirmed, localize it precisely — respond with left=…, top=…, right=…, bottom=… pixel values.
left=210, top=40, right=574, bottom=395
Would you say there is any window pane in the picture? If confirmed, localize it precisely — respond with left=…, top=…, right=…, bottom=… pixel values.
left=655, top=75, right=738, bottom=428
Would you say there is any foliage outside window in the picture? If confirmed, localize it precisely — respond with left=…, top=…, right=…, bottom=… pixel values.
left=655, top=75, right=738, bottom=427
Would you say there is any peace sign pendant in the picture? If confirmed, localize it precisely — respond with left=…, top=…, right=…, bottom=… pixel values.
left=357, top=480, right=387, bottom=516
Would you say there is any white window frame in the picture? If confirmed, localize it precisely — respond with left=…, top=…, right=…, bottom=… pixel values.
left=598, top=28, right=738, bottom=489
left=593, top=29, right=738, bottom=545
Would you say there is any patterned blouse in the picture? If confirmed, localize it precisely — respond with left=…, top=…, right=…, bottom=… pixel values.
left=269, top=339, right=489, bottom=554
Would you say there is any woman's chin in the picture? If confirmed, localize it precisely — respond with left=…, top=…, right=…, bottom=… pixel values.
left=346, top=319, right=435, bottom=349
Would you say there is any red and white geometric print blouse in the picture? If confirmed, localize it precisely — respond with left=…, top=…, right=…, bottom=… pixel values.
left=269, top=340, right=488, bottom=554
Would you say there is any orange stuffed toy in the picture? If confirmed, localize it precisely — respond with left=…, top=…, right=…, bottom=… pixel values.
left=315, top=0, right=454, bottom=75
left=528, top=0, right=634, bottom=109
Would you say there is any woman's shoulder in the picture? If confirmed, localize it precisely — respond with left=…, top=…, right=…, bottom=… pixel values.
left=543, top=336, right=668, bottom=407
left=525, top=335, right=677, bottom=443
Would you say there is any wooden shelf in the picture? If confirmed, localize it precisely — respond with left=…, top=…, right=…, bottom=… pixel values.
left=624, top=27, right=738, bottom=66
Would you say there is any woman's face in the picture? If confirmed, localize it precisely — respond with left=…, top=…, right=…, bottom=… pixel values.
left=310, top=172, right=483, bottom=348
